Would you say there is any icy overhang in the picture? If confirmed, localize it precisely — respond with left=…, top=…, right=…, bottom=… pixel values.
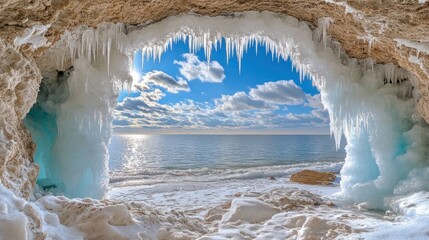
left=29, top=12, right=425, bottom=210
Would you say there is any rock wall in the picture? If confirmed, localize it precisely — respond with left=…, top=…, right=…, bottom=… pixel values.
left=0, top=0, right=428, bottom=197
left=0, top=39, right=40, bottom=198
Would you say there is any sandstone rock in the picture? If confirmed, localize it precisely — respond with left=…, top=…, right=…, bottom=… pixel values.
left=0, top=39, right=41, bottom=198
left=290, top=170, right=336, bottom=185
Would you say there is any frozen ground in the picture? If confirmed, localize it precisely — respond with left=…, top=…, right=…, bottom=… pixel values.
left=108, top=175, right=339, bottom=214
left=107, top=177, right=429, bottom=240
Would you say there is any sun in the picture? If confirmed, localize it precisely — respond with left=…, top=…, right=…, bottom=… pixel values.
left=130, top=69, right=141, bottom=86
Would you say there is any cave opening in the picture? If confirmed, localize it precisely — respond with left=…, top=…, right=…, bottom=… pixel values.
left=21, top=12, right=429, bottom=211
left=107, top=35, right=347, bottom=193
left=23, top=68, right=72, bottom=193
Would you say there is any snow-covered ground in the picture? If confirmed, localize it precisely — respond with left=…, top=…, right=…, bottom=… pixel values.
left=108, top=175, right=339, bottom=214
left=107, top=178, right=429, bottom=240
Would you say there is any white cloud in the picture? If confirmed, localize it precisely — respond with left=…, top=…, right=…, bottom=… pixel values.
left=285, top=109, right=329, bottom=124
left=114, top=80, right=329, bottom=131
left=214, top=80, right=307, bottom=111
left=216, top=92, right=276, bottom=111
left=137, top=70, right=190, bottom=93
left=310, top=109, right=329, bottom=121
left=249, top=80, right=306, bottom=105
left=174, top=53, right=225, bottom=83
left=286, top=113, right=300, bottom=121
left=116, top=89, right=166, bottom=112
left=305, top=93, right=324, bottom=109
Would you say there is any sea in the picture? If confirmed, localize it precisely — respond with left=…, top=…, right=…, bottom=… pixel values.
left=107, top=134, right=346, bottom=209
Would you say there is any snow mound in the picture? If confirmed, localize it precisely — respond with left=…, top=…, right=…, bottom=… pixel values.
left=39, top=196, right=140, bottom=240
left=0, top=184, right=80, bottom=240
left=260, top=188, right=326, bottom=210
left=295, top=215, right=353, bottom=239
left=221, top=198, right=279, bottom=224
left=200, top=188, right=359, bottom=240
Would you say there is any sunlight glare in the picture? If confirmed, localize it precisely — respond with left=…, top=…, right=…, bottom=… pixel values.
left=130, top=69, right=141, bottom=87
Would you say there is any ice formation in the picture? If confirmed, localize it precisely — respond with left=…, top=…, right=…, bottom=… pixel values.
left=7, top=10, right=427, bottom=238
left=13, top=25, right=51, bottom=50
left=32, top=11, right=428, bottom=209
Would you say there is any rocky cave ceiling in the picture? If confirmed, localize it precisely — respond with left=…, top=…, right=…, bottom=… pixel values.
left=1, top=0, right=429, bottom=121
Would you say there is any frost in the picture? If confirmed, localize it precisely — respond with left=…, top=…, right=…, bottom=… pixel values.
left=395, top=38, right=429, bottom=57
left=14, top=25, right=51, bottom=50
left=409, top=55, right=429, bottom=76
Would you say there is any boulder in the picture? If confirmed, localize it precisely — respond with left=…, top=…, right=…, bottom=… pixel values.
left=290, top=170, right=336, bottom=185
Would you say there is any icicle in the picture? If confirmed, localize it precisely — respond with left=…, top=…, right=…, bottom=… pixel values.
left=318, top=17, right=333, bottom=48
left=226, top=38, right=230, bottom=65
left=141, top=48, right=145, bottom=70
left=107, top=37, right=111, bottom=77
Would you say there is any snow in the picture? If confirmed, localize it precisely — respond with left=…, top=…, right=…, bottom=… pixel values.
left=0, top=184, right=81, bottom=240
left=221, top=198, right=279, bottom=224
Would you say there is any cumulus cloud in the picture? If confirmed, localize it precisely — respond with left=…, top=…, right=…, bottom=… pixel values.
left=114, top=79, right=329, bottom=131
left=116, top=89, right=166, bottom=112
left=305, top=93, right=324, bottom=109
left=215, top=80, right=306, bottom=111
left=249, top=80, right=306, bottom=105
left=174, top=53, right=225, bottom=83
left=216, top=92, right=276, bottom=111
left=285, top=109, right=329, bottom=124
left=137, top=70, right=190, bottom=93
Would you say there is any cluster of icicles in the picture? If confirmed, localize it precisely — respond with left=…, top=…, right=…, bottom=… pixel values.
left=39, top=12, right=428, bottom=210
left=50, top=12, right=411, bottom=146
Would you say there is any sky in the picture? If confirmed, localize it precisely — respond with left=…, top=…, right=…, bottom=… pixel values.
left=113, top=39, right=329, bottom=134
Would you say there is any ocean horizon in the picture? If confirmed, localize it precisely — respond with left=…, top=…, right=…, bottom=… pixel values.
left=108, top=134, right=346, bottom=188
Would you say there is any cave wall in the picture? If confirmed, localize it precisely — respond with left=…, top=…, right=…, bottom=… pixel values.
left=0, top=0, right=428, bottom=198
left=0, top=39, right=40, bottom=198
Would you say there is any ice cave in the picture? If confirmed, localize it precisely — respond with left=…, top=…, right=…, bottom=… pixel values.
left=1, top=1, right=429, bottom=239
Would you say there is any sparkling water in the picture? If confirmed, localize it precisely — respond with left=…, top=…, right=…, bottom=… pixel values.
left=109, top=134, right=346, bottom=187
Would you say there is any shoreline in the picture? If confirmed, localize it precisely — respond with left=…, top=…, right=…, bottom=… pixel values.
left=106, top=178, right=405, bottom=239
left=108, top=176, right=341, bottom=211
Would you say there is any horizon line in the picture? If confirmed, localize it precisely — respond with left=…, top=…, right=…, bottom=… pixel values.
left=112, top=128, right=331, bottom=136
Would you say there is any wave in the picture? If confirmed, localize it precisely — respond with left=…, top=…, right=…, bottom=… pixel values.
left=109, top=161, right=343, bottom=187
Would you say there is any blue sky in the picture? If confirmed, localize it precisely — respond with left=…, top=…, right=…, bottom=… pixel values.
left=113, top=39, right=329, bottom=134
